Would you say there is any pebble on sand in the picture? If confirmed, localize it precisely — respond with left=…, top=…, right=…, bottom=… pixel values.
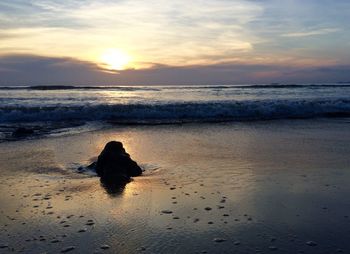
left=100, top=244, right=110, bottom=250
left=0, top=244, right=8, bottom=249
left=61, top=246, right=75, bottom=253
left=213, top=238, right=226, bottom=243
left=161, top=210, right=173, bottom=214
left=269, top=246, right=278, bottom=251
left=306, top=241, right=317, bottom=246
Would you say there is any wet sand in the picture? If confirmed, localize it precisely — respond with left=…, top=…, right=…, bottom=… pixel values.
left=1, top=119, right=350, bottom=253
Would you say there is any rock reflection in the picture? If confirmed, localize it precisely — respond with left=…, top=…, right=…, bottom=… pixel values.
left=100, top=176, right=130, bottom=196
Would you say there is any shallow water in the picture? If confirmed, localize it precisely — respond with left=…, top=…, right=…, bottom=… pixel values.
left=0, top=119, right=350, bottom=253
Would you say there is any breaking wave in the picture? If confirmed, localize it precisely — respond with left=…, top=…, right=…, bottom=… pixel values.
left=1, top=98, right=350, bottom=124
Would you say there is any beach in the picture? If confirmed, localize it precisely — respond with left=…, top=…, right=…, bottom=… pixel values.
left=2, top=0, right=350, bottom=252
left=2, top=0, right=350, bottom=251
left=1, top=118, right=350, bottom=253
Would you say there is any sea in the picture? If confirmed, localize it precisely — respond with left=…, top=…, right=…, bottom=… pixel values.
left=1, top=83, right=350, bottom=141
left=1, top=84, right=350, bottom=253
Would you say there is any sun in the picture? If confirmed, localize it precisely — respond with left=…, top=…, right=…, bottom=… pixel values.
left=100, top=48, right=131, bottom=71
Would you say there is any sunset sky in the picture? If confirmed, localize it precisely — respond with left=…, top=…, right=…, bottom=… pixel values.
left=0, top=0, right=349, bottom=85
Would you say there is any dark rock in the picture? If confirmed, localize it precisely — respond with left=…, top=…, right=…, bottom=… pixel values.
left=87, top=162, right=97, bottom=169
left=12, top=127, right=34, bottom=137
left=92, top=141, right=142, bottom=190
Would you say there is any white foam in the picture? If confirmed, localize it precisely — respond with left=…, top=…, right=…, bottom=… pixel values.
left=0, top=98, right=349, bottom=124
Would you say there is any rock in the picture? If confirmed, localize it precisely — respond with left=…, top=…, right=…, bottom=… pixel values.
left=12, top=127, right=34, bottom=137
left=95, top=141, right=142, bottom=182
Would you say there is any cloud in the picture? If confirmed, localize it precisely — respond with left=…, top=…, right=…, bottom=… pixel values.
left=282, top=28, right=340, bottom=38
left=0, top=0, right=89, bottom=29
left=0, top=0, right=263, bottom=66
left=0, top=31, right=26, bottom=40
left=0, top=0, right=350, bottom=77
left=0, top=0, right=350, bottom=84
left=0, top=54, right=110, bottom=85
left=0, top=54, right=349, bottom=86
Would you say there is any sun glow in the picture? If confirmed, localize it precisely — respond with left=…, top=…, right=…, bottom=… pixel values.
left=100, top=48, right=131, bottom=71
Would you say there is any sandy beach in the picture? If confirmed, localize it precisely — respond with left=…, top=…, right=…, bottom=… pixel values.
left=0, top=119, right=349, bottom=253
left=2, top=0, right=350, bottom=252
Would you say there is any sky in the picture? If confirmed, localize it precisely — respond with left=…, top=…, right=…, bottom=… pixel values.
left=0, top=0, right=349, bottom=85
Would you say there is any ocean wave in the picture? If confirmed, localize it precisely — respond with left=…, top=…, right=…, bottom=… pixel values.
left=167, top=84, right=350, bottom=90
left=27, top=85, right=162, bottom=91
left=0, top=85, right=161, bottom=91
left=1, top=98, right=350, bottom=124
left=0, top=83, right=349, bottom=91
